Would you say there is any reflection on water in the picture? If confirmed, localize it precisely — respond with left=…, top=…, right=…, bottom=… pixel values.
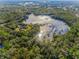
left=0, top=44, right=3, bottom=48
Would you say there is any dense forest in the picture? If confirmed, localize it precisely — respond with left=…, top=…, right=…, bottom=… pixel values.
left=0, top=7, right=79, bottom=59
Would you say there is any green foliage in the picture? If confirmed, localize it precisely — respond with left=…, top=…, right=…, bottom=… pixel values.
left=0, top=7, right=79, bottom=59
left=0, top=27, right=9, bottom=37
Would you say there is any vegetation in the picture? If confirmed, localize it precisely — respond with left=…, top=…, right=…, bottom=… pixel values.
left=0, top=6, right=79, bottom=59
